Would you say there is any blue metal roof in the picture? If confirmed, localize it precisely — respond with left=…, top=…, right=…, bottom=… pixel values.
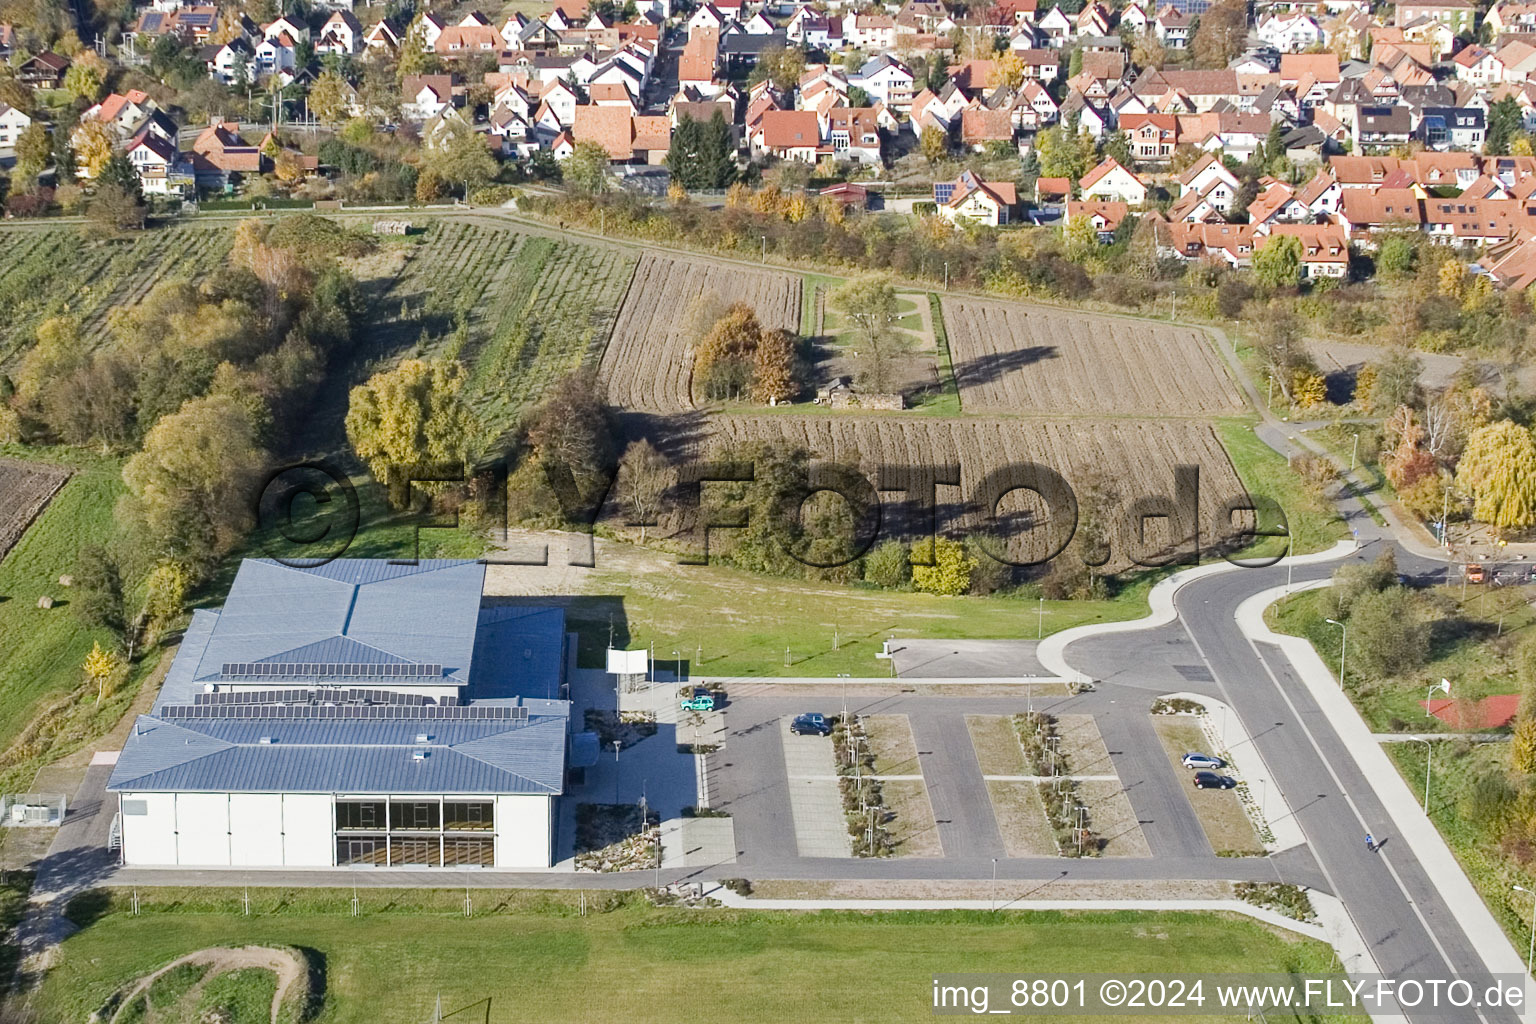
left=108, top=711, right=568, bottom=795
left=189, top=559, right=485, bottom=686
left=120, top=559, right=572, bottom=797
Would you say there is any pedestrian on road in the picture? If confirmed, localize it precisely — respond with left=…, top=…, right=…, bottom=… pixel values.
left=1365, top=832, right=1374, bottom=852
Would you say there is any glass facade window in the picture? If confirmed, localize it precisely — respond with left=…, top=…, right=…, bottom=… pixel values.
left=443, top=836, right=494, bottom=866
left=336, top=801, right=387, bottom=831
left=337, top=835, right=388, bottom=865
left=443, top=801, right=494, bottom=831
left=389, top=836, right=439, bottom=865
left=390, top=801, right=441, bottom=830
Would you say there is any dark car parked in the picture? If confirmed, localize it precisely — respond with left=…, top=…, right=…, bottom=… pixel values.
left=790, top=713, right=831, bottom=736
left=1192, top=771, right=1237, bottom=790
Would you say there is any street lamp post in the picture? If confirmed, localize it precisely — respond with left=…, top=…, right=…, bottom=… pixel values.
left=1411, top=737, right=1432, bottom=813
left=1515, top=885, right=1536, bottom=979
left=1037, top=596, right=1044, bottom=640
left=991, top=857, right=998, bottom=912
left=1325, top=619, right=1347, bottom=687
left=1350, top=432, right=1359, bottom=473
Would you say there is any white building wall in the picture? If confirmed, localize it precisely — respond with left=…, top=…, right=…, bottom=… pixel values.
left=282, top=794, right=335, bottom=866
left=494, top=794, right=553, bottom=867
left=120, top=792, right=178, bottom=865
left=175, top=793, right=232, bottom=865
left=229, top=794, right=284, bottom=866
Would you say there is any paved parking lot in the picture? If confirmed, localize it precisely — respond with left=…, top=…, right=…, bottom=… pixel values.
left=779, top=717, right=851, bottom=858
left=710, top=685, right=1289, bottom=878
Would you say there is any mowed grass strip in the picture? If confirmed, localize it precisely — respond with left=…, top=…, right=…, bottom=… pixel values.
left=985, top=781, right=1057, bottom=857
left=34, top=888, right=1349, bottom=1024
left=1217, top=419, right=1347, bottom=558
left=1152, top=717, right=1264, bottom=857
left=575, top=550, right=1147, bottom=678
left=966, top=714, right=1027, bottom=776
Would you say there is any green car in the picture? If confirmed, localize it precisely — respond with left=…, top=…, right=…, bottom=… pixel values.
left=680, top=693, right=715, bottom=712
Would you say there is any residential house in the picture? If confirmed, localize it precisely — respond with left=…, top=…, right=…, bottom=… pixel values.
left=1177, top=154, right=1241, bottom=211
left=1079, top=156, right=1147, bottom=204
left=1355, top=105, right=1413, bottom=150
left=1417, top=106, right=1485, bottom=150
left=1264, top=224, right=1350, bottom=276
left=960, top=106, right=1015, bottom=150
left=1067, top=199, right=1129, bottom=240
left=0, top=103, right=29, bottom=148
left=842, top=11, right=896, bottom=49
left=1154, top=220, right=1259, bottom=267
left=401, top=74, right=461, bottom=121
left=1120, top=112, right=1177, bottom=160
left=1336, top=187, right=1425, bottom=239
left=436, top=23, right=504, bottom=56
left=825, top=106, right=882, bottom=164
left=852, top=54, right=915, bottom=111
left=1393, top=0, right=1474, bottom=34
left=935, top=169, right=1017, bottom=225
left=17, top=51, right=67, bottom=88
left=1154, top=6, right=1193, bottom=48
left=1037, top=6, right=1073, bottom=46
left=317, top=10, right=364, bottom=55
left=1258, top=13, right=1324, bottom=52
left=364, top=19, right=402, bottom=55
left=755, top=109, right=821, bottom=161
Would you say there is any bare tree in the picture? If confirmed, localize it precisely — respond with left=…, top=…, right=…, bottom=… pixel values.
left=615, top=439, right=674, bottom=541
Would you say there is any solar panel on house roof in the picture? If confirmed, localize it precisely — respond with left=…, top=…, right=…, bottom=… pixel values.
left=220, top=662, right=443, bottom=679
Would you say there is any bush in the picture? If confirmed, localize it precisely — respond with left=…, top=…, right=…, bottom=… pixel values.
left=469, top=184, right=523, bottom=206
left=863, top=539, right=910, bottom=589
left=966, top=535, right=1011, bottom=595
left=910, top=537, right=975, bottom=596
left=1289, top=451, right=1338, bottom=491
left=912, top=201, right=937, bottom=215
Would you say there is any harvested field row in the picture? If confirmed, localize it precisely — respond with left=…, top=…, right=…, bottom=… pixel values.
left=0, top=459, right=70, bottom=561
left=699, top=415, right=1248, bottom=568
left=941, top=295, right=1243, bottom=417
left=600, top=252, right=802, bottom=413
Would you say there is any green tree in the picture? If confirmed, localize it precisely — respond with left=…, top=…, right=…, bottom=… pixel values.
left=308, top=68, right=351, bottom=125
left=427, top=116, right=499, bottom=196
left=397, top=13, right=442, bottom=81
left=667, top=110, right=735, bottom=190
left=141, top=559, right=190, bottom=645
left=562, top=140, right=611, bottom=193
left=830, top=274, right=907, bottom=393
left=919, top=124, right=949, bottom=164
left=1193, top=0, right=1248, bottom=67
left=1348, top=587, right=1429, bottom=680
left=910, top=537, right=976, bottom=596
left=1456, top=420, right=1536, bottom=529
left=1372, top=350, right=1422, bottom=410
left=1252, top=234, right=1303, bottom=288
left=72, top=543, right=125, bottom=634
left=344, top=358, right=477, bottom=491
left=1487, top=96, right=1524, bottom=155
left=61, top=53, right=105, bottom=102
left=1036, top=125, right=1095, bottom=180
left=12, top=121, right=50, bottom=184
left=121, top=394, right=268, bottom=565
left=614, top=439, right=672, bottom=541
left=1514, top=634, right=1536, bottom=773
left=1376, top=235, right=1416, bottom=280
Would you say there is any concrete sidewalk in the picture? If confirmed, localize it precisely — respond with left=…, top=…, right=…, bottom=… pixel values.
left=1237, top=581, right=1532, bottom=1006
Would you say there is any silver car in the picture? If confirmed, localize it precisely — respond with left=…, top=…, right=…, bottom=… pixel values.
left=1182, top=752, right=1225, bottom=770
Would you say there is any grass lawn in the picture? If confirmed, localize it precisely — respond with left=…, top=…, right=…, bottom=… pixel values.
left=573, top=553, right=1153, bottom=677
left=1265, top=583, right=1535, bottom=732
left=911, top=292, right=961, bottom=416
left=31, top=888, right=1350, bottom=1024
left=1384, top=740, right=1536, bottom=961
left=1217, top=419, right=1348, bottom=558
left=0, top=446, right=166, bottom=793
left=1078, top=779, right=1151, bottom=857
left=1305, top=423, right=1389, bottom=528
left=1152, top=717, right=1264, bottom=857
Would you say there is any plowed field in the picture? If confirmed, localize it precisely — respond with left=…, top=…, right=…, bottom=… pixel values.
left=700, top=416, right=1248, bottom=565
left=600, top=253, right=802, bottom=412
left=941, top=296, right=1243, bottom=416
left=0, top=459, right=69, bottom=561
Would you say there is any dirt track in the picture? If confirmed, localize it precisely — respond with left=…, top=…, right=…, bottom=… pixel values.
left=109, top=945, right=305, bottom=1024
